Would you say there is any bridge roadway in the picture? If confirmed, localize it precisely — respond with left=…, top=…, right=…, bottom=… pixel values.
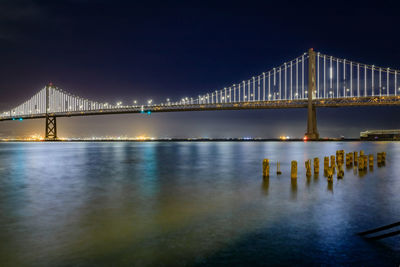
left=1, top=95, right=399, bottom=122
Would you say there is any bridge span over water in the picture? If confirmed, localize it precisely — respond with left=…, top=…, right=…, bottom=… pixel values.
left=1, top=49, right=400, bottom=140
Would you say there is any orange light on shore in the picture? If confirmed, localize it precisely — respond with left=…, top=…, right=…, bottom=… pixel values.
left=303, top=136, right=308, bottom=141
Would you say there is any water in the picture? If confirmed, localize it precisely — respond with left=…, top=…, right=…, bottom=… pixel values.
left=0, top=142, right=399, bottom=266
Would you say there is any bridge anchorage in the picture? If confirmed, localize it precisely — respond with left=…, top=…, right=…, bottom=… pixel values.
left=1, top=48, right=400, bottom=140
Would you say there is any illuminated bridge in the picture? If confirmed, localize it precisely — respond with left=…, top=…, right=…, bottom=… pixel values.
left=1, top=49, right=400, bottom=140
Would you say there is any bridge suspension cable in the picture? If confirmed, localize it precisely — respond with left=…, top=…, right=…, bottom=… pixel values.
left=1, top=50, right=400, bottom=122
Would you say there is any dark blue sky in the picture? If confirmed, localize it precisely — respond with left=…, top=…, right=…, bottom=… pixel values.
left=0, top=0, right=399, bottom=138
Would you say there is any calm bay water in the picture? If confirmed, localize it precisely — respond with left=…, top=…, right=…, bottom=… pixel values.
left=0, top=141, right=399, bottom=266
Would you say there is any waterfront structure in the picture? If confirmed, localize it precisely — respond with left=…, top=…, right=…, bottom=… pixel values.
left=360, top=130, right=400, bottom=140
left=1, top=49, right=400, bottom=140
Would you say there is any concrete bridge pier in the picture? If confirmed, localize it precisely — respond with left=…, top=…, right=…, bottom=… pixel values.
left=305, top=48, right=319, bottom=140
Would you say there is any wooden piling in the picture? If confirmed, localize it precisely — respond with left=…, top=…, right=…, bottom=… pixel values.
left=314, top=157, right=319, bottom=174
left=305, top=159, right=311, bottom=177
left=262, top=159, right=270, bottom=177
left=291, top=161, right=297, bottom=179
left=368, top=154, right=374, bottom=168
left=277, top=162, right=282, bottom=175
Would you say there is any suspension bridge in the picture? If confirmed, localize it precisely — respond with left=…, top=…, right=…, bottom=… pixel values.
left=1, top=48, right=400, bottom=140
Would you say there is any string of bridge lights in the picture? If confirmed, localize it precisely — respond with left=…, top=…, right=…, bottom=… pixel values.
left=1, top=51, right=400, bottom=118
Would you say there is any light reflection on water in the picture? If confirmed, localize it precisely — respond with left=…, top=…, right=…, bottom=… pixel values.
left=0, top=142, right=399, bottom=266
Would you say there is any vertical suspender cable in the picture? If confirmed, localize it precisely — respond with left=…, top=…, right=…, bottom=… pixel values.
left=387, top=68, right=389, bottom=96
left=284, top=63, right=287, bottom=100
left=243, top=81, right=246, bottom=101
left=350, top=61, right=352, bottom=97
left=330, top=56, right=333, bottom=92
left=343, top=59, right=346, bottom=97
left=324, top=55, right=326, bottom=98
left=357, top=63, right=360, bottom=97
left=263, top=73, right=266, bottom=101
left=379, top=68, right=382, bottom=97
left=317, top=53, right=319, bottom=98
left=268, top=72, right=271, bottom=100
left=372, top=66, right=374, bottom=96
left=279, top=67, right=281, bottom=100
left=364, top=65, right=367, bottom=96
left=290, top=61, right=293, bottom=100
left=302, top=55, right=304, bottom=98
left=224, top=88, right=227, bottom=103
left=248, top=80, right=250, bottom=101
left=296, top=58, right=299, bottom=99
left=336, top=58, right=339, bottom=97
left=253, top=77, right=256, bottom=101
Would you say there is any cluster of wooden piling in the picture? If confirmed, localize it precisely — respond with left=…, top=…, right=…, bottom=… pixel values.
left=262, top=150, right=386, bottom=181
left=263, top=159, right=282, bottom=177
left=345, top=151, right=386, bottom=170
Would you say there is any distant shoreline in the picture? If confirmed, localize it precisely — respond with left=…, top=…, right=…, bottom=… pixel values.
left=2, top=138, right=397, bottom=142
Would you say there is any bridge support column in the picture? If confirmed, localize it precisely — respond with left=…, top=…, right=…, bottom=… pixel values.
left=305, top=48, right=319, bottom=140
left=45, top=116, right=57, bottom=140
left=44, top=83, right=58, bottom=141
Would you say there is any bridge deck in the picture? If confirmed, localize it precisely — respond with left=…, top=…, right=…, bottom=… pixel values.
left=1, top=96, right=400, bottom=121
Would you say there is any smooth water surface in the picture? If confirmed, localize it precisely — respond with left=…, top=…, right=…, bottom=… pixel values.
left=0, top=142, right=399, bottom=266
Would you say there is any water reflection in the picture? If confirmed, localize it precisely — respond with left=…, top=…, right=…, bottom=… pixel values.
left=306, top=176, right=311, bottom=187
left=261, top=178, right=269, bottom=195
left=0, top=142, right=398, bottom=266
left=369, top=166, right=374, bottom=172
left=290, top=179, right=297, bottom=199
left=327, top=181, right=333, bottom=193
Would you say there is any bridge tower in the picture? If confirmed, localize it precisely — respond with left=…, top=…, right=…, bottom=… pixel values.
left=45, top=83, right=58, bottom=140
left=305, top=48, right=319, bottom=140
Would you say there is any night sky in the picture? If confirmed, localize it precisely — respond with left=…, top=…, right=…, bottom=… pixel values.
left=1, top=0, right=399, bottom=138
